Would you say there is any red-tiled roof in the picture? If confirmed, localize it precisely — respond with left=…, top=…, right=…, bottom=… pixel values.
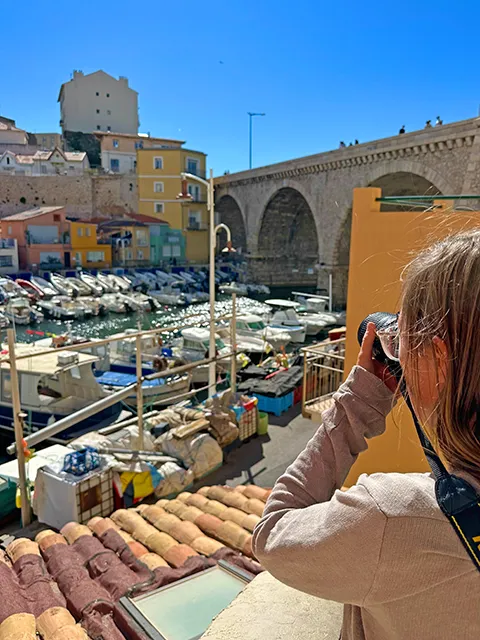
left=129, top=213, right=169, bottom=225
left=2, top=206, right=65, bottom=221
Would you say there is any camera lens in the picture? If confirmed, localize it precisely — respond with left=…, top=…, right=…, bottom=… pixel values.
left=357, top=312, right=398, bottom=364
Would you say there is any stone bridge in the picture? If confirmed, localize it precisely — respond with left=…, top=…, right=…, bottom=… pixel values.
left=214, top=117, right=480, bottom=306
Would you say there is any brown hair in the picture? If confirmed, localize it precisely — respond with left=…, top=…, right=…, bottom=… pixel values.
left=400, top=230, right=480, bottom=482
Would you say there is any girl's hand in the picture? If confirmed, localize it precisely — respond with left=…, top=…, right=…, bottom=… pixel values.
left=357, top=322, right=398, bottom=393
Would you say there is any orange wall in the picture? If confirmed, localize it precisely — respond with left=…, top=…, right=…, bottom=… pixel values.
left=345, top=188, right=480, bottom=484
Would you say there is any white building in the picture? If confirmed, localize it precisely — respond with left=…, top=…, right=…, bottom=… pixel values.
left=0, top=150, right=34, bottom=175
left=0, top=148, right=89, bottom=176
left=58, top=70, right=139, bottom=135
left=33, top=148, right=90, bottom=175
left=0, top=117, right=28, bottom=145
left=0, top=238, right=19, bottom=274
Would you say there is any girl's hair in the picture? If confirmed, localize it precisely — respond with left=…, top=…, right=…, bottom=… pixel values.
left=400, top=230, right=480, bottom=482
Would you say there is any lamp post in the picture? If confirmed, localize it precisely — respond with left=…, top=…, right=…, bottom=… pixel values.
left=248, top=112, right=265, bottom=169
left=178, top=170, right=234, bottom=395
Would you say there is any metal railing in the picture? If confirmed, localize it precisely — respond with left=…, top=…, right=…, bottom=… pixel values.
left=5, top=297, right=239, bottom=526
left=301, top=337, right=345, bottom=419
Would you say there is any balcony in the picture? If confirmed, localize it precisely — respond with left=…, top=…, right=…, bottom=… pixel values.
left=0, top=239, right=15, bottom=249
left=187, top=221, right=208, bottom=231
left=185, top=166, right=206, bottom=179
left=301, top=337, right=345, bottom=421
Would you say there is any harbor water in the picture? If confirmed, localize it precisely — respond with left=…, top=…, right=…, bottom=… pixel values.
left=10, top=295, right=272, bottom=344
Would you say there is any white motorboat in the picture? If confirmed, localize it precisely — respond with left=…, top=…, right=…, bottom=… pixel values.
left=100, top=293, right=132, bottom=313
left=150, top=287, right=188, bottom=306
left=50, top=273, right=76, bottom=297
left=107, top=274, right=131, bottom=292
left=172, top=327, right=249, bottom=384
left=78, top=296, right=106, bottom=316
left=216, top=326, right=271, bottom=364
left=5, top=298, right=44, bottom=325
left=66, top=277, right=94, bottom=296
left=79, top=272, right=104, bottom=296
left=220, top=282, right=249, bottom=296
left=265, top=300, right=307, bottom=343
left=120, top=292, right=153, bottom=312
left=31, top=276, right=58, bottom=299
left=96, top=272, right=117, bottom=293
left=235, top=314, right=292, bottom=350
left=0, top=277, right=30, bottom=300
left=36, top=298, right=76, bottom=320
left=133, top=271, right=157, bottom=290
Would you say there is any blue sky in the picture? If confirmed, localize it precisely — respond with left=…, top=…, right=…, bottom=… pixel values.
left=2, top=0, right=480, bottom=175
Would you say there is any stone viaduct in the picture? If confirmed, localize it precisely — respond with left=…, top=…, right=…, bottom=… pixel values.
left=214, top=117, right=480, bottom=306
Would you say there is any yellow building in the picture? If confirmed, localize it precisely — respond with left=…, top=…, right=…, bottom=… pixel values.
left=136, top=147, right=208, bottom=263
left=70, top=221, right=112, bottom=269
left=95, top=132, right=184, bottom=174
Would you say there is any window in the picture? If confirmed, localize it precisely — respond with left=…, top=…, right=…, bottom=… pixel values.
left=96, top=109, right=100, bottom=114
left=50, top=137, right=55, bottom=146
left=107, top=110, right=111, bottom=115
left=107, top=126, right=111, bottom=132
left=154, top=202, right=164, bottom=214
left=70, top=366, right=81, bottom=380
left=96, top=91, right=99, bottom=96
left=113, top=139, right=119, bottom=148
left=53, top=214, right=60, bottom=222
left=106, top=93, right=110, bottom=97
left=110, top=158, right=120, bottom=172
left=187, top=157, right=199, bottom=175
left=135, top=141, right=143, bottom=150
left=127, top=249, right=132, bottom=260
left=188, top=211, right=202, bottom=228
left=188, top=184, right=201, bottom=201
left=75, top=252, right=82, bottom=266
left=137, top=250, right=144, bottom=260
left=153, top=156, right=163, bottom=170
left=69, top=165, right=75, bottom=170
left=2, top=373, right=11, bottom=401
left=97, top=125, right=101, bottom=130
left=86, top=227, right=91, bottom=237
left=42, top=137, right=47, bottom=145
left=154, top=182, right=164, bottom=193
left=87, top=251, right=105, bottom=262
left=6, top=157, right=10, bottom=165
left=7, top=226, right=12, bottom=235
left=41, top=165, right=47, bottom=174
left=0, top=256, right=13, bottom=267
left=77, top=227, right=83, bottom=237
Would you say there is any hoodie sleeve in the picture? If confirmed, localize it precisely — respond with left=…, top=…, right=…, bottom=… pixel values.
left=252, top=365, right=394, bottom=605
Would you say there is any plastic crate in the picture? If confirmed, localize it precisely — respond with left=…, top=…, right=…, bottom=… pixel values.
left=254, top=392, right=294, bottom=416
left=293, top=385, right=303, bottom=405
left=232, top=402, right=258, bottom=441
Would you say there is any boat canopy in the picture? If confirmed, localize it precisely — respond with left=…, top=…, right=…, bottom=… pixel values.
left=265, top=299, right=300, bottom=309
left=0, top=347, right=98, bottom=375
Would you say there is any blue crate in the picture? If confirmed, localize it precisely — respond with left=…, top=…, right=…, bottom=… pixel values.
left=254, top=392, right=294, bottom=417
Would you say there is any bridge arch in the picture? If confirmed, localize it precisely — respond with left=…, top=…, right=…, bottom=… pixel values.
left=215, top=194, right=247, bottom=254
left=330, top=162, right=453, bottom=306
left=254, top=186, right=319, bottom=286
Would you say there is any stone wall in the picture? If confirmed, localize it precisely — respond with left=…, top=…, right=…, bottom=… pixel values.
left=0, top=174, right=137, bottom=218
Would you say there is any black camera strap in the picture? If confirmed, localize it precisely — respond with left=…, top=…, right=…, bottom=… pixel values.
left=404, top=394, right=480, bottom=572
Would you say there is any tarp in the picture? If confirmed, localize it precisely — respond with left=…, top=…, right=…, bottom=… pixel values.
left=237, top=366, right=303, bottom=397
left=96, top=371, right=165, bottom=388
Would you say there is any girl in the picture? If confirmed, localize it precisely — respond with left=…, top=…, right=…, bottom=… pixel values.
left=253, top=231, right=480, bottom=639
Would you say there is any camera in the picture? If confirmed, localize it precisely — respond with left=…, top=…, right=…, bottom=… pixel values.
left=357, top=312, right=402, bottom=378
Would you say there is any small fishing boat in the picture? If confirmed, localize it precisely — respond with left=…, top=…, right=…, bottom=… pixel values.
left=31, top=276, right=58, bottom=299
left=96, top=272, right=117, bottom=293
left=96, top=369, right=191, bottom=408
left=5, top=299, right=44, bottom=325
left=15, top=279, right=44, bottom=300
left=101, top=293, right=132, bottom=313
left=172, top=327, right=249, bottom=384
left=79, top=272, right=104, bottom=296
left=0, top=277, right=29, bottom=301
left=220, top=282, right=249, bottom=296
left=235, top=314, right=292, bottom=350
left=50, top=274, right=76, bottom=297
left=265, top=300, right=307, bottom=343
left=36, top=298, right=76, bottom=321
left=0, top=313, right=10, bottom=329
left=66, top=277, right=94, bottom=296
left=216, top=326, right=272, bottom=364
left=150, top=286, right=188, bottom=306
left=0, top=346, right=123, bottom=441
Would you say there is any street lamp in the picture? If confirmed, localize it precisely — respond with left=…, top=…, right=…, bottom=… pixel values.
left=248, top=112, right=265, bottom=169
left=178, top=170, right=235, bottom=395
